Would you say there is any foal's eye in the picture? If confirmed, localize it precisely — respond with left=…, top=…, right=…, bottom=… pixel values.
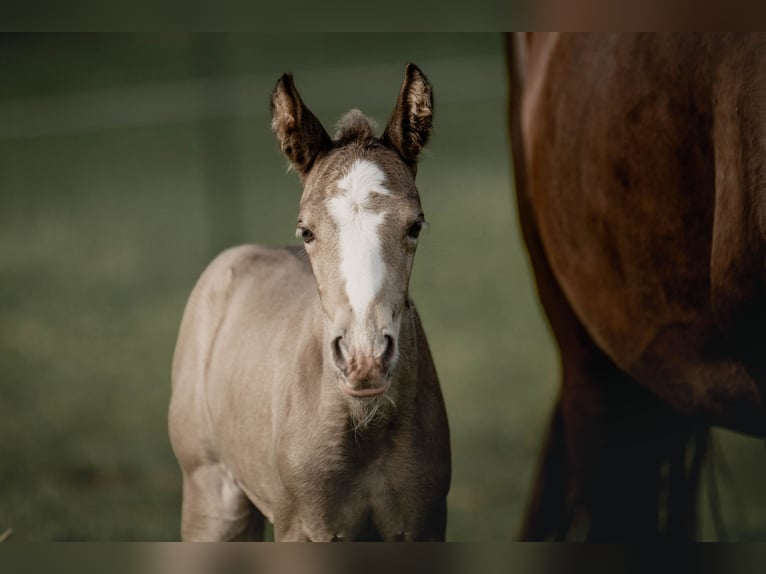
left=407, top=220, right=424, bottom=240
left=297, top=228, right=315, bottom=243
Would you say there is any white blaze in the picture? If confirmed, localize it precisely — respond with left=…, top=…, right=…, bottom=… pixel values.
left=328, top=159, right=390, bottom=318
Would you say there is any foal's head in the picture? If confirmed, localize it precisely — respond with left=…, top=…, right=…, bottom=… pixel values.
left=271, top=64, right=433, bottom=401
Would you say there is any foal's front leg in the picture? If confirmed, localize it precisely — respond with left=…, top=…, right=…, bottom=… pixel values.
left=271, top=496, right=313, bottom=541
left=180, top=464, right=259, bottom=541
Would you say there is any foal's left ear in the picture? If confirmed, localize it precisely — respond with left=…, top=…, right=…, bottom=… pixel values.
left=382, top=64, right=433, bottom=177
left=271, top=73, right=332, bottom=178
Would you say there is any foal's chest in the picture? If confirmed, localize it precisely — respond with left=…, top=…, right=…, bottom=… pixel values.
left=283, top=436, right=432, bottom=542
left=301, top=460, right=418, bottom=541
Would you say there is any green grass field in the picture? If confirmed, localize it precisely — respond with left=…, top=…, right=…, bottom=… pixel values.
left=1, top=34, right=765, bottom=541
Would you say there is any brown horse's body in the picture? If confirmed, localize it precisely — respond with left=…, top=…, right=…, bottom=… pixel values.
left=509, top=33, right=766, bottom=540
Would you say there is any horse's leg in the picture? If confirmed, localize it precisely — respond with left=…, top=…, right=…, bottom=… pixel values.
left=560, top=344, right=704, bottom=541
left=180, top=464, right=258, bottom=541
left=518, top=399, right=569, bottom=540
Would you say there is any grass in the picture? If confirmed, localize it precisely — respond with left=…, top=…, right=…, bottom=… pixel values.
left=1, top=34, right=764, bottom=541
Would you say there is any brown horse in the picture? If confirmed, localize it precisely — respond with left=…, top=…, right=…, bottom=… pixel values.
left=508, top=33, right=766, bottom=540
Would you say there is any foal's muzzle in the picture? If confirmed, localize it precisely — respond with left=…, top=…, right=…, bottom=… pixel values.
left=332, top=333, right=396, bottom=397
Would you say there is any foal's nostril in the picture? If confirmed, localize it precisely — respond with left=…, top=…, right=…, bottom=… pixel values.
left=331, top=336, right=346, bottom=371
left=380, top=334, right=395, bottom=371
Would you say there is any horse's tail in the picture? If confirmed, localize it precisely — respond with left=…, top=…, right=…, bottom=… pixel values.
left=517, top=398, right=572, bottom=541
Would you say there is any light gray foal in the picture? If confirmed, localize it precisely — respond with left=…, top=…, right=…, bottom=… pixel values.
left=168, top=64, right=451, bottom=541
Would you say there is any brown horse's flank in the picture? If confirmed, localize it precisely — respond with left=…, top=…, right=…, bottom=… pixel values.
left=510, top=33, right=766, bottom=541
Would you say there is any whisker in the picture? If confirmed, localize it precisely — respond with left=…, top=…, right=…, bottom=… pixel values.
left=347, top=392, right=397, bottom=436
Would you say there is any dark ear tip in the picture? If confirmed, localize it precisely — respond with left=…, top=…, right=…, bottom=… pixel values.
left=271, top=73, right=297, bottom=113
left=405, top=63, right=427, bottom=82
left=275, top=73, right=294, bottom=92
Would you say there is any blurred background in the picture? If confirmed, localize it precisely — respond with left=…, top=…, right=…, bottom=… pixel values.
left=0, top=33, right=765, bottom=541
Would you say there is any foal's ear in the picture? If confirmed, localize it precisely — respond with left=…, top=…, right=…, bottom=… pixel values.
left=382, top=64, right=433, bottom=176
left=271, top=74, right=332, bottom=177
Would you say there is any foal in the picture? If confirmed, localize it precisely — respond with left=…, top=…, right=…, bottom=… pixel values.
left=169, top=64, right=451, bottom=541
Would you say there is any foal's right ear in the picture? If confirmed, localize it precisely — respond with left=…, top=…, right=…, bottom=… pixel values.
left=271, top=74, right=332, bottom=178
